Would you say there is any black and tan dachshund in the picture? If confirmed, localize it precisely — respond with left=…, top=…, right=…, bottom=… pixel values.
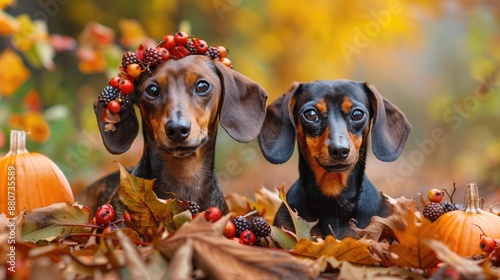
left=78, top=55, right=268, bottom=214
left=258, top=80, right=411, bottom=239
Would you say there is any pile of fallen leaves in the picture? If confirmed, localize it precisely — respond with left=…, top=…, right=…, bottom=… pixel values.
left=2, top=165, right=500, bottom=279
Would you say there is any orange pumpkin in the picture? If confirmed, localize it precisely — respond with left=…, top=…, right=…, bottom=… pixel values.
left=431, top=183, right=500, bottom=256
left=0, top=130, right=74, bottom=214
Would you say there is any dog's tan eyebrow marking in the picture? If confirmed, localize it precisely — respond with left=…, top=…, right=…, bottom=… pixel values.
left=316, top=98, right=327, bottom=114
left=341, top=97, right=353, bottom=114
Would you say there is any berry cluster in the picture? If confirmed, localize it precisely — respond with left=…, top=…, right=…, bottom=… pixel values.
left=98, top=31, right=231, bottom=115
left=422, top=188, right=459, bottom=221
left=227, top=212, right=271, bottom=245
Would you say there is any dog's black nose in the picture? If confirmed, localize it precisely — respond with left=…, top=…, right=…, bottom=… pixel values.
left=329, top=145, right=350, bottom=161
left=165, top=119, right=191, bottom=142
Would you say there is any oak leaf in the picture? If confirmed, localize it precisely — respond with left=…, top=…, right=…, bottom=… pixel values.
left=388, top=209, right=440, bottom=269
left=155, top=214, right=318, bottom=280
left=293, top=235, right=380, bottom=265
left=351, top=195, right=413, bottom=242
left=117, top=162, right=183, bottom=241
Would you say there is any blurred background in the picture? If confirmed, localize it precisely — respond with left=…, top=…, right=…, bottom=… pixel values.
left=1, top=0, right=499, bottom=206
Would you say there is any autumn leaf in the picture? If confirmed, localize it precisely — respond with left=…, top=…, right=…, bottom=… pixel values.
left=338, top=261, right=426, bottom=280
left=0, top=10, right=19, bottom=35
left=156, top=215, right=318, bottom=280
left=351, top=195, right=413, bottom=242
left=0, top=0, right=14, bottom=9
left=117, top=162, right=183, bottom=241
left=388, top=210, right=440, bottom=269
left=424, top=239, right=484, bottom=279
left=249, top=186, right=282, bottom=224
left=118, top=19, right=153, bottom=48
left=0, top=213, right=8, bottom=233
left=277, top=183, right=316, bottom=241
left=23, top=111, right=51, bottom=142
left=0, top=48, right=30, bottom=97
left=21, top=202, right=91, bottom=244
left=293, top=235, right=380, bottom=265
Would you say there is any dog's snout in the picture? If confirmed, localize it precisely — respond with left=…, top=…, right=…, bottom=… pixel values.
left=329, top=145, right=350, bottom=160
left=165, top=119, right=191, bottom=142
left=329, top=134, right=350, bottom=160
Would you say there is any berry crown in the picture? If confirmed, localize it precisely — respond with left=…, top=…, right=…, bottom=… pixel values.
left=98, top=31, right=231, bottom=117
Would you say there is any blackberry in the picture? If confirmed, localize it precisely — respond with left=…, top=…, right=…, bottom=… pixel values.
left=423, top=202, right=445, bottom=221
left=185, top=42, right=198, bottom=55
left=441, top=202, right=458, bottom=213
left=206, top=46, right=220, bottom=59
left=98, top=86, right=119, bottom=107
left=143, top=47, right=162, bottom=67
left=232, top=216, right=251, bottom=236
left=188, top=201, right=200, bottom=215
left=250, top=216, right=271, bottom=238
left=122, top=51, right=139, bottom=69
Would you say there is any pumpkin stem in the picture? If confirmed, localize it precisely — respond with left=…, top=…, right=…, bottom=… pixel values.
left=463, top=183, right=482, bottom=214
left=6, top=130, right=29, bottom=156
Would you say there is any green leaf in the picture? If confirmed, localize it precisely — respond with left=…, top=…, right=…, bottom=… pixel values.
left=21, top=202, right=91, bottom=244
left=270, top=226, right=297, bottom=250
left=277, top=184, right=316, bottom=241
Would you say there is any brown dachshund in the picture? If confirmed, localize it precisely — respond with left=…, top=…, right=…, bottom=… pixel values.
left=258, top=80, right=411, bottom=239
left=78, top=55, right=268, bottom=214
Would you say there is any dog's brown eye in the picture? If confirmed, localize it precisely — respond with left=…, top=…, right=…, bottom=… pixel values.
left=195, top=80, right=210, bottom=95
left=303, top=109, right=318, bottom=122
left=351, top=109, right=364, bottom=121
left=145, top=84, right=160, bottom=98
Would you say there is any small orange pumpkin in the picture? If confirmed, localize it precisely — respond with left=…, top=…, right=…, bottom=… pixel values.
left=0, top=130, right=74, bottom=214
left=431, top=183, right=500, bottom=256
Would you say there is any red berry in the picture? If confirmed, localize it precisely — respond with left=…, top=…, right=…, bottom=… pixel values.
left=157, top=47, right=170, bottom=61
left=220, top=57, right=232, bottom=68
left=427, top=188, right=444, bottom=203
left=109, top=76, right=121, bottom=88
left=100, top=203, right=113, bottom=210
left=223, top=220, right=237, bottom=238
left=127, top=63, right=142, bottom=79
left=196, top=39, right=209, bottom=54
left=95, top=204, right=116, bottom=226
left=239, top=229, right=257, bottom=245
left=119, top=79, right=134, bottom=95
left=174, top=31, right=188, bottom=46
left=204, top=206, right=222, bottom=222
left=162, top=35, right=176, bottom=49
left=216, top=46, right=228, bottom=59
left=107, top=100, right=121, bottom=114
left=480, top=236, right=496, bottom=253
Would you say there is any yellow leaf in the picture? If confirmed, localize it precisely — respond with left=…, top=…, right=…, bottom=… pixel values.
left=0, top=10, right=19, bottom=35
left=0, top=49, right=30, bottom=96
left=12, top=14, right=36, bottom=51
left=0, top=0, right=15, bottom=9
left=293, top=235, right=380, bottom=265
left=23, top=111, right=50, bottom=143
left=118, top=19, right=149, bottom=48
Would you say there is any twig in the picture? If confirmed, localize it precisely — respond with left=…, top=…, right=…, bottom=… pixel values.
left=443, top=183, right=457, bottom=204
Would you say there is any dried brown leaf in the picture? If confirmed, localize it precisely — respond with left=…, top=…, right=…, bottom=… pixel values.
left=388, top=210, right=440, bottom=269
left=166, top=238, right=193, bottom=280
left=351, top=195, right=413, bottom=241
left=155, top=214, right=317, bottom=280
left=116, top=229, right=151, bottom=280
left=293, top=235, right=380, bottom=265
left=424, top=239, right=484, bottom=279
left=338, top=261, right=425, bottom=280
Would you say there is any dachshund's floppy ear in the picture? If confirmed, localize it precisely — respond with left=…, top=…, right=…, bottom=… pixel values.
left=365, top=84, right=411, bottom=162
left=94, top=101, right=139, bottom=155
left=215, top=62, right=268, bottom=143
left=258, top=82, right=300, bottom=164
